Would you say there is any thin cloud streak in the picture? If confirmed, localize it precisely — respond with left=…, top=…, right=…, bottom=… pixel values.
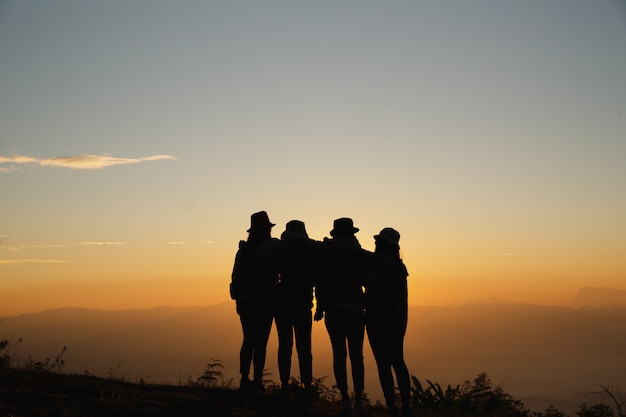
left=1, top=242, right=126, bottom=251
left=0, top=259, right=69, bottom=264
left=0, top=156, right=38, bottom=164
left=0, top=154, right=177, bottom=172
left=79, top=242, right=126, bottom=246
left=1, top=244, right=64, bottom=252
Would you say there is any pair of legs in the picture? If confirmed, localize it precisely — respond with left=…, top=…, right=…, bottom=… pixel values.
left=275, top=306, right=313, bottom=388
left=366, top=314, right=411, bottom=412
left=237, top=297, right=274, bottom=388
left=324, top=307, right=365, bottom=406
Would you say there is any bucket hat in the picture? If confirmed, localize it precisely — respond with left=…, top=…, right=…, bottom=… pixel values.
left=330, top=217, right=359, bottom=237
left=247, top=211, right=275, bottom=232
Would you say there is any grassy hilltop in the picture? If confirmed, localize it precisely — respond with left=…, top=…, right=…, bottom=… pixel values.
left=0, top=356, right=623, bottom=417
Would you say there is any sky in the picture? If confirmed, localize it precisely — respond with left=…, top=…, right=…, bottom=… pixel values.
left=1, top=0, right=625, bottom=316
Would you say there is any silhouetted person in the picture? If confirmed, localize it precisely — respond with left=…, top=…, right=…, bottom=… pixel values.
left=315, top=218, right=367, bottom=416
left=276, top=220, right=316, bottom=391
left=230, top=211, right=281, bottom=390
left=365, top=228, right=411, bottom=416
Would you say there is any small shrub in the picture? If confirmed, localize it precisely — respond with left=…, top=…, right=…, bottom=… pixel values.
left=593, top=385, right=625, bottom=417
left=22, top=345, right=67, bottom=373
left=411, top=372, right=531, bottom=416
left=311, top=376, right=341, bottom=402
left=197, top=357, right=229, bottom=387
left=576, top=403, right=614, bottom=417
left=0, top=338, right=9, bottom=368
left=0, top=337, right=23, bottom=368
left=535, top=405, right=567, bottom=417
left=105, top=362, right=130, bottom=381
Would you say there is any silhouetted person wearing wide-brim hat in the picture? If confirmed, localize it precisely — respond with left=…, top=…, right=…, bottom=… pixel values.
left=365, top=227, right=411, bottom=416
left=316, top=217, right=368, bottom=416
left=230, top=211, right=282, bottom=391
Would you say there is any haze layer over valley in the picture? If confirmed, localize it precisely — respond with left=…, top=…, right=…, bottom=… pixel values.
left=2, top=290, right=625, bottom=415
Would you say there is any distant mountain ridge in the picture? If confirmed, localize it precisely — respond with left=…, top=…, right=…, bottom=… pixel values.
left=570, top=286, right=626, bottom=307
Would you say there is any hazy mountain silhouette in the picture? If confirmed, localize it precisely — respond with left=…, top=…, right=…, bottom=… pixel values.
left=2, top=300, right=624, bottom=414
left=570, top=286, right=626, bottom=307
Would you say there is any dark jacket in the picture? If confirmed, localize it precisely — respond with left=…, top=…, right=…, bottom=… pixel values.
left=365, top=254, right=409, bottom=324
left=277, top=230, right=317, bottom=310
left=316, top=236, right=369, bottom=314
left=230, top=238, right=282, bottom=303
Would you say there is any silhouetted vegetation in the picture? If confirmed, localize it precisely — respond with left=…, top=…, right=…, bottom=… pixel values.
left=410, top=372, right=530, bottom=416
left=0, top=338, right=8, bottom=368
left=0, top=338, right=622, bottom=417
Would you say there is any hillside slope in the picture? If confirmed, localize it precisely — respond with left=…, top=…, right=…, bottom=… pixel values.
left=0, top=367, right=348, bottom=417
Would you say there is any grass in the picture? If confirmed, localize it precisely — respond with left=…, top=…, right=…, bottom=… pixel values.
left=1, top=339, right=624, bottom=417
left=0, top=366, right=381, bottom=417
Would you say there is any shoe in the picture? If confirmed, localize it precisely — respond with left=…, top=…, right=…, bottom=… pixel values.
left=239, top=376, right=252, bottom=390
left=303, top=384, right=317, bottom=400
left=337, top=399, right=352, bottom=416
left=251, top=379, right=265, bottom=391
left=353, top=398, right=365, bottom=416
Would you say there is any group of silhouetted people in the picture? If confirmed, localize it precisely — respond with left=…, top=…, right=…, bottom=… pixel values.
left=230, top=211, right=411, bottom=417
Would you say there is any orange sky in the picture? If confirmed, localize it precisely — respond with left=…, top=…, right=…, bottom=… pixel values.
left=2, top=224, right=624, bottom=316
left=2, top=1, right=625, bottom=316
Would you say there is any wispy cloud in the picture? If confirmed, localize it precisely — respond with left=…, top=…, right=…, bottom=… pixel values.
left=0, top=154, right=177, bottom=172
left=0, top=241, right=125, bottom=265
left=167, top=241, right=215, bottom=245
left=0, top=244, right=64, bottom=252
left=0, top=259, right=69, bottom=264
left=1, top=241, right=126, bottom=251
left=0, top=156, right=38, bottom=164
left=79, top=241, right=126, bottom=246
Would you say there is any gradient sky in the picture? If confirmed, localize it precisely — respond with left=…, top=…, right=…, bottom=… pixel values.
left=1, top=1, right=625, bottom=316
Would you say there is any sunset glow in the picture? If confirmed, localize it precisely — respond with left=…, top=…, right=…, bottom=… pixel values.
left=1, top=1, right=625, bottom=317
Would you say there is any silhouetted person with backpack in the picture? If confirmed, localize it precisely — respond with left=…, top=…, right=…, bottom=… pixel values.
left=315, top=218, right=368, bottom=416
left=276, top=220, right=316, bottom=391
left=365, top=227, right=411, bottom=416
left=230, top=211, right=282, bottom=391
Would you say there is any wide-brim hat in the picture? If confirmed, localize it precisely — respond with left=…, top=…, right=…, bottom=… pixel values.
left=247, top=211, right=275, bottom=232
left=330, top=217, right=359, bottom=237
left=285, top=220, right=308, bottom=237
left=374, top=227, right=400, bottom=247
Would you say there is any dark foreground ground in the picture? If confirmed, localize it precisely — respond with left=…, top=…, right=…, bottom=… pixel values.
left=3, top=367, right=617, bottom=417
left=0, top=367, right=388, bottom=417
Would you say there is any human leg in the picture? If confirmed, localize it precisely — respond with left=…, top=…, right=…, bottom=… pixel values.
left=366, top=318, right=396, bottom=409
left=251, top=305, right=274, bottom=385
left=346, top=310, right=365, bottom=394
left=237, top=303, right=256, bottom=386
left=294, top=308, right=313, bottom=388
left=346, top=310, right=365, bottom=414
left=390, top=335, right=411, bottom=412
left=275, top=309, right=294, bottom=386
left=324, top=308, right=349, bottom=397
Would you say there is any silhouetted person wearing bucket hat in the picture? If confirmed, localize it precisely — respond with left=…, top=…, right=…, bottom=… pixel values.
left=276, top=220, right=317, bottom=391
left=316, top=218, right=368, bottom=416
left=365, top=227, right=411, bottom=416
left=230, top=211, right=282, bottom=391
